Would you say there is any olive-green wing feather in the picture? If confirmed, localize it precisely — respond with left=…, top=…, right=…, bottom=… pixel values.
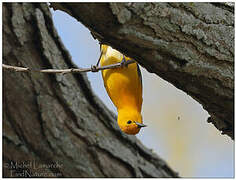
left=137, top=64, right=142, bottom=91
left=136, top=64, right=143, bottom=111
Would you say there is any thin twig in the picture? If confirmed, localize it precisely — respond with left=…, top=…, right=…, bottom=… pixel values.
left=2, top=60, right=136, bottom=74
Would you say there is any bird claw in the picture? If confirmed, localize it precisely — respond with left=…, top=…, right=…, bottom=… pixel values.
left=91, top=65, right=99, bottom=72
left=120, top=56, right=128, bottom=68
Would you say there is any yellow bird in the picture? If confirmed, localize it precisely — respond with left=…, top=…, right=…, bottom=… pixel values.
left=99, top=44, right=146, bottom=135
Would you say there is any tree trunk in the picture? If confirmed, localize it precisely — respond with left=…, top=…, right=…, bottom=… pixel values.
left=3, top=3, right=178, bottom=177
left=50, top=2, right=234, bottom=139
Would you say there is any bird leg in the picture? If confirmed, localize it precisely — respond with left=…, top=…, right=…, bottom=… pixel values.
left=120, top=55, right=128, bottom=68
left=91, top=50, right=103, bottom=72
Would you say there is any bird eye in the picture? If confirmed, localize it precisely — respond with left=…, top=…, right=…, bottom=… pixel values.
left=127, top=120, right=132, bottom=124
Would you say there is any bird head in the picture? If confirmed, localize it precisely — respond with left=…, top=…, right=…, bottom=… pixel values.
left=117, top=110, right=146, bottom=135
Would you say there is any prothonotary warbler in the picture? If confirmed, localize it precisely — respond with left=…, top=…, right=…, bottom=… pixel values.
left=99, top=44, right=146, bottom=135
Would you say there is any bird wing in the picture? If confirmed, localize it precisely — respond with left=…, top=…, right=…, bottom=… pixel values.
left=137, top=64, right=142, bottom=92
left=136, top=64, right=143, bottom=112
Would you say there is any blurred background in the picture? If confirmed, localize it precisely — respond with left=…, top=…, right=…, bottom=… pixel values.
left=51, top=9, right=234, bottom=178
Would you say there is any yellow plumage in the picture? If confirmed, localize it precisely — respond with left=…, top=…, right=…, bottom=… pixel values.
left=100, top=45, right=145, bottom=135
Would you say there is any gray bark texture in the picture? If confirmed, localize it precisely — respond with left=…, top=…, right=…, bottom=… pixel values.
left=50, top=2, right=234, bottom=139
left=3, top=3, right=178, bottom=178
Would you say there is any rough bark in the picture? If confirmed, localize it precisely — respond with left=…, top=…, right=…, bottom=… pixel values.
left=3, top=3, right=178, bottom=178
left=50, top=2, right=234, bottom=139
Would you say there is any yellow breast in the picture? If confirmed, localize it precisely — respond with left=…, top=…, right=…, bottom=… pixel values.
left=100, top=45, right=142, bottom=112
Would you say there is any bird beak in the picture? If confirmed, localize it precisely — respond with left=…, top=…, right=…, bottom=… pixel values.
left=135, top=122, right=147, bottom=128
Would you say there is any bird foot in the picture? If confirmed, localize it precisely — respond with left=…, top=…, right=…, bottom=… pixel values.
left=120, top=56, right=128, bottom=68
left=91, top=65, right=99, bottom=72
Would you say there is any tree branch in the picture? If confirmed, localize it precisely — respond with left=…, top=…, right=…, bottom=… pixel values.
left=2, top=60, right=135, bottom=74
left=3, top=3, right=178, bottom=177
left=50, top=2, right=234, bottom=139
